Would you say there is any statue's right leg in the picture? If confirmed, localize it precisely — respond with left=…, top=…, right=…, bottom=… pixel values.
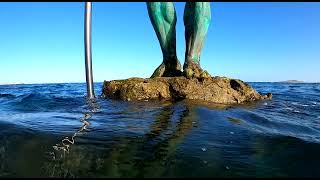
left=146, top=2, right=182, bottom=78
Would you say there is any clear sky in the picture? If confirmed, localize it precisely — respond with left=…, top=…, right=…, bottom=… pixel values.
left=0, top=2, right=319, bottom=84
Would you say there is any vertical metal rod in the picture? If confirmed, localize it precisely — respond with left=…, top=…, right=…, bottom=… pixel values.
left=84, top=2, right=95, bottom=99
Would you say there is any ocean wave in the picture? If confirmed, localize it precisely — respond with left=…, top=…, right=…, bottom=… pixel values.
left=0, top=93, right=15, bottom=98
left=284, top=107, right=293, bottom=111
left=290, top=101, right=313, bottom=107
left=9, top=93, right=85, bottom=112
left=237, top=110, right=320, bottom=144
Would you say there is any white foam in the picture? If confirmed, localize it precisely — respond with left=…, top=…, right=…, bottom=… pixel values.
left=285, top=107, right=293, bottom=111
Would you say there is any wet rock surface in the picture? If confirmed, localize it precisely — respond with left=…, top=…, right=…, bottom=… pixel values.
left=102, top=76, right=272, bottom=104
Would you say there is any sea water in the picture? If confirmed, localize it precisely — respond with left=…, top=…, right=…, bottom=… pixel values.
left=0, top=82, right=319, bottom=177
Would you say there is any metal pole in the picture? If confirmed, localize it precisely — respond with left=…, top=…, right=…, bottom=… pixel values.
left=84, top=2, right=95, bottom=99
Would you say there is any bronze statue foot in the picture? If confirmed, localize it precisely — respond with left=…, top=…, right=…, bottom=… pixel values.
left=183, top=61, right=211, bottom=79
left=150, top=59, right=182, bottom=78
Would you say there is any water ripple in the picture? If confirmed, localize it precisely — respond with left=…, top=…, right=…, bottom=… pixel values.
left=0, top=82, right=320, bottom=177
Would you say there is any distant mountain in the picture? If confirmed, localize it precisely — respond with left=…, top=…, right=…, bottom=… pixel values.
left=278, top=80, right=305, bottom=83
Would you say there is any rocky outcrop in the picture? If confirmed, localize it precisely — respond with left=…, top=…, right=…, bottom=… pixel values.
left=102, top=76, right=272, bottom=104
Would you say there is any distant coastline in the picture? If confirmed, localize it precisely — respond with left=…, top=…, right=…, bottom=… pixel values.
left=0, top=82, right=24, bottom=85
left=276, top=80, right=319, bottom=84
left=278, top=80, right=305, bottom=83
left=0, top=82, right=86, bottom=85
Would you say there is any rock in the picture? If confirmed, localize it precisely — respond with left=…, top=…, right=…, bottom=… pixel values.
left=102, top=76, right=272, bottom=104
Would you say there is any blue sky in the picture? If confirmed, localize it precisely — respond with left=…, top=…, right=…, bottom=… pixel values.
left=0, top=2, right=319, bottom=83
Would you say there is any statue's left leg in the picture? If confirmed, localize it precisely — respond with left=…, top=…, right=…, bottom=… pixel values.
left=183, top=2, right=211, bottom=79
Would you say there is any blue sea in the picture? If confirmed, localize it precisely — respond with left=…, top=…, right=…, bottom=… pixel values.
left=0, top=82, right=320, bottom=177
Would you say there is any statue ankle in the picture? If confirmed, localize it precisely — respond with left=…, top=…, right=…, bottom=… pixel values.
left=183, top=60, right=201, bottom=70
left=163, top=55, right=178, bottom=63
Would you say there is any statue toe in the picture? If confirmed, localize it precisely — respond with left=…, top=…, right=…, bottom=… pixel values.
left=150, top=63, right=166, bottom=78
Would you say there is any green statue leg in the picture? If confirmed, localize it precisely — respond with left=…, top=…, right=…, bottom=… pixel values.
left=147, top=2, right=182, bottom=78
left=183, top=2, right=211, bottom=79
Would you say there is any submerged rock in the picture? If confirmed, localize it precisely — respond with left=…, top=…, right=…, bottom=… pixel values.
left=102, top=76, right=272, bottom=104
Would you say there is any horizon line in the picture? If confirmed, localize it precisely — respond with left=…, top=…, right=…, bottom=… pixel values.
left=1, top=80, right=319, bottom=85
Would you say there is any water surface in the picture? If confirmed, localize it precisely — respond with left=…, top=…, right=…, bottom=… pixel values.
left=0, top=82, right=319, bottom=177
